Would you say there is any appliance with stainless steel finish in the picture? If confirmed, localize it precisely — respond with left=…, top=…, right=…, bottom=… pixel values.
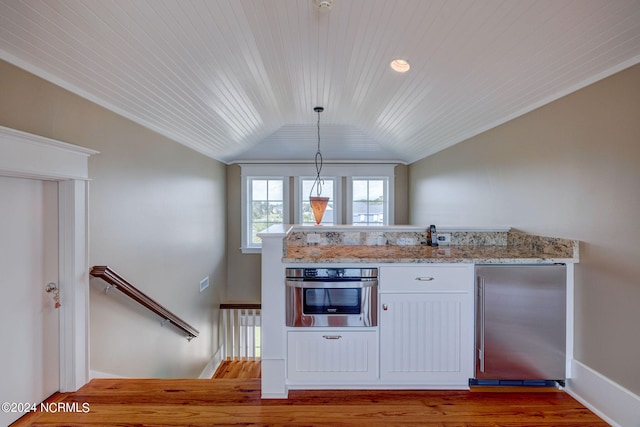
left=473, top=264, right=566, bottom=386
left=286, top=267, right=378, bottom=327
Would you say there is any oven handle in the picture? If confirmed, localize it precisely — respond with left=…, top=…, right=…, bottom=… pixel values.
left=285, top=280, right=378, bottom=289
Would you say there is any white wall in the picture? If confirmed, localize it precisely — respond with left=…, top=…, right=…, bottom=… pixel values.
left=0, top=59, right=227, bottom=378
left=409, top=64, right=640, bottom=396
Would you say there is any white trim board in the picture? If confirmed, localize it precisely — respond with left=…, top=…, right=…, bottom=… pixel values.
left=90, top=370, right=127, bottom=379
left=0, top=125, right=98, bottom=180
left=198, top=345, right=224, bottom=379
left=1, top=126, right=98, bottom=392
left=565, top=359, right=640, bottom=427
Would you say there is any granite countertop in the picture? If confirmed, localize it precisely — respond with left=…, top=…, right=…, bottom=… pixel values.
left=279, top=227, right=579, bottom=264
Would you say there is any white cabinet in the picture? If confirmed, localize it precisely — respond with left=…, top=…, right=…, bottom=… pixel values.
left=379, top=265, right=474, bottom=386
left=284, top=264, right=475, bottom=389
left=287, top=329, right=378, bottom=382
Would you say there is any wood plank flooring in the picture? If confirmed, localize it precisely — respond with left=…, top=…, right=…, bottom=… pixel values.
left=11, top=379, right=608, bottom=426
left=212, top=358, right=261, bottom=379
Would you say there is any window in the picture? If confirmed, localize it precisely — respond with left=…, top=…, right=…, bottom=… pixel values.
left=299, top=177, right=337, bottom=225
left=240, top=164, right=395, bottom=252
left=350, top=178, right=389, bottom=226
left=246, top=177, right=286, bottom=250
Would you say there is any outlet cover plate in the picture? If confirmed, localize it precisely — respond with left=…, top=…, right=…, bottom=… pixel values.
left=437, top=233, right=452, bottom=244
left=200, top=276, right=209, bottom=292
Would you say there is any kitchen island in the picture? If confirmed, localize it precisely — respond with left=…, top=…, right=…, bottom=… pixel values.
left=259, top=225, right=579, bottom=398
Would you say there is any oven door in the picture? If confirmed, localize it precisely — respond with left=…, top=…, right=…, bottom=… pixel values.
left=303, top=287, right=361, bottom=315
left=286, top=280, right=377, bottom=327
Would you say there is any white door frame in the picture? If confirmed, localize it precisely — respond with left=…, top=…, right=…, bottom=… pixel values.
left=0, top=125, right=98, bottom=392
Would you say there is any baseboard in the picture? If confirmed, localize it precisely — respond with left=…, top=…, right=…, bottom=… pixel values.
left=90, top=370, right=127, bottom=379
left=198, top=345, right=224, bottom=379
left=564, top=359, right=640, bottom=427
left=261, top=358, right=288, bottom=398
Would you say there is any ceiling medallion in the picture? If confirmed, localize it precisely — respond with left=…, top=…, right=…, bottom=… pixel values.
left=312, top=0, right=335, bottom=11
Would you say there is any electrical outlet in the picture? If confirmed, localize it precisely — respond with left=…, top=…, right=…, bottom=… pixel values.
left=397, top=237, right=416, bottom=246
left=365, top=232, right=385, bottom=245
left=437, top=233, right=452, bottom=244
left=306, top=233, right=322, bottom=243
left=199, top=276, right=209, bottom=292
left=343, top=232, right=361, bottom=245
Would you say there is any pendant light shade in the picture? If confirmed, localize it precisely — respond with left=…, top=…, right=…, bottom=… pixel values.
left=309, top=195, right=329, bottom=225
left=309, top=106, right=329, bottom=224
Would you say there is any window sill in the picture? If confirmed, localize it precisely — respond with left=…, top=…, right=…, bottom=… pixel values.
left=241, top=246, right=262, bottom=255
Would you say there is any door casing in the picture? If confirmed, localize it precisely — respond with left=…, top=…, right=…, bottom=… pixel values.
left=0, top=125, right=98, bottom=392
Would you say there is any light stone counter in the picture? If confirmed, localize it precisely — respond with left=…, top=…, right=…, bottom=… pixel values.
left=278, top=226, right=579, bottom=264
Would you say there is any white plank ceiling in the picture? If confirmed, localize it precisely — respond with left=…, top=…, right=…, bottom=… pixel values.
left=1, top=0, right=639, bottom=164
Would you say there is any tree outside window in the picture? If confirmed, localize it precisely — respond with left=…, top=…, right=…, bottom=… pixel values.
left=249, top=178, right=284, bottom=244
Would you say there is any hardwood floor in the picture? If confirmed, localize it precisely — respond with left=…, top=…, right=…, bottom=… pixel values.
left=11, top=380, right=608, bottom=426
left=212, top=358, right=262, bottom=379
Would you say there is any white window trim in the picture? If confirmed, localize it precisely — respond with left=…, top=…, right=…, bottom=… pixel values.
left=294, top=176, right=342, bottom=225
left=239, top=163, right=395, bottom=252
left=346, top=176, right=394, bottom=226
left=241, top=172, right=290, bottom=254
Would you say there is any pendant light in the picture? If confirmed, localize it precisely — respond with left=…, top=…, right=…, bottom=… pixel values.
left=309, top=106, right=329, bottom=225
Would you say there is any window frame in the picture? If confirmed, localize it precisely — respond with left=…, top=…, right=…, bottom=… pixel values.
left=241, top=175, right=289, bottom=254
left=239, top=163, right=395, bottom=253
left=347, top=176, right=393, bottom=226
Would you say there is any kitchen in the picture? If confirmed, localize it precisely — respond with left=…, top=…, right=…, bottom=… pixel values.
left=260, top=225, right=577, bottom=393
left=1, top=1, right=640, bottom=426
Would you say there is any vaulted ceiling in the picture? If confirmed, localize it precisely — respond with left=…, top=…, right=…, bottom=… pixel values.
left=1, top=0, right=639, bottom=164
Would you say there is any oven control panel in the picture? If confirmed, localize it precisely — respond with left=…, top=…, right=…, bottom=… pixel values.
left=286, top=267, right=377, bottom=281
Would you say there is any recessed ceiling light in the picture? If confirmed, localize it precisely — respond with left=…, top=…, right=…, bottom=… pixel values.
left=390, top=59, right=410, bottom=73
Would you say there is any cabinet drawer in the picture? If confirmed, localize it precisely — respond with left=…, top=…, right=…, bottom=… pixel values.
left=287, top=330, right=378, bottom=382
left=379, top=265, right=472, bottom=292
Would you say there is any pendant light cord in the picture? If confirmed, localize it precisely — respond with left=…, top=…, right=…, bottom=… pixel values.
left=310, top=106, right=324, bottom=198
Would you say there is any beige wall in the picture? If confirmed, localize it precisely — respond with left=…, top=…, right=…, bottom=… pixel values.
left=0, top=59, right=227, bottom=378
left=394, top=164, right=409, bottom=224
left=409, top=64, right=640, bottom=395
left=226, top=164, right=261, bottom=302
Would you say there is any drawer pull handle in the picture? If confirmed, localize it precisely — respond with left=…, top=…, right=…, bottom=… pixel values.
left=323, top=335, right=342, bottom=340
left=415, top=277, right=435, bottom=281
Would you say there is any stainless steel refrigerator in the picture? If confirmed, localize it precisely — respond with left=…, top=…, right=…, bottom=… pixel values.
left=474, top=264, right=566, bottom=386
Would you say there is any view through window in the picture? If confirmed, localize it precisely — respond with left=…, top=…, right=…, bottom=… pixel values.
left=352, top=178, right=387, bottom=225
left=249, top=178, right=284, bottom=245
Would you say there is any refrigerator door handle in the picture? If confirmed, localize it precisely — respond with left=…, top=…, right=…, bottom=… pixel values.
left=478, top=276, right=485, bottom=373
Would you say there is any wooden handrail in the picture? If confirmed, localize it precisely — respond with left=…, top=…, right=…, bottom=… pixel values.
left=90, top=265, right=199, bottom=340
left=220, top=303, right=261, bottom=310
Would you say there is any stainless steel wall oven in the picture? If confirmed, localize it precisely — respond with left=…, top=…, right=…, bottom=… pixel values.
left=286, top=267, right=378, bottom=327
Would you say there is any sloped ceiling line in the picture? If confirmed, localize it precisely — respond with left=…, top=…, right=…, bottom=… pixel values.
left=0, top=0, right=639, bottom=164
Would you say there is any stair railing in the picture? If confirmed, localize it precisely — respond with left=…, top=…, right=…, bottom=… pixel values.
left=220, top=303, right=261, bottom=360
left=90, top=265, right=199, bottom=341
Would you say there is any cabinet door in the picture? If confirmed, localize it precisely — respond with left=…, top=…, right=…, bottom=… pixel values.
left=287, top=330, right=378, bottom=382
left=380, top=293, right=473, bottom=385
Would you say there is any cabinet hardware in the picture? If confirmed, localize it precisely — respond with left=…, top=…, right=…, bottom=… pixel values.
left=322, top=335, right=342, bottom=340
left=415, top=277, right=435, bottom=281
left=382, top=304, right=388, bottom=311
